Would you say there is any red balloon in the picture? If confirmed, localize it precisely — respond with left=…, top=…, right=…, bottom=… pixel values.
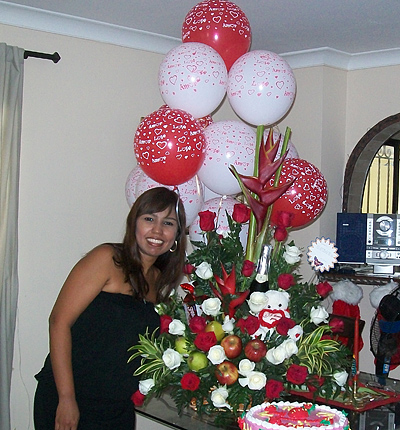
left=134, top=107, right=206, bottom=186
left=182, top=0, right=251, bottom=71
left=270, top=159, right=328, bottom=228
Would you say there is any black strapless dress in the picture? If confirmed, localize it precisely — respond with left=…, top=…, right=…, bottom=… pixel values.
left=34, top=291, right=160, bottom=429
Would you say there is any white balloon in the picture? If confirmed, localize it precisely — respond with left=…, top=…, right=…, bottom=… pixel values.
left=159, top=42, right=228, bottom=119
left=197, top=120, right=256, bottom=195
left=189, top=196, right=248, bottom=248
left=227, top=51, right=296, bottom=126
left=130, top=165, right=204, bottom=227
left=125, top=165, right=143, bottom=207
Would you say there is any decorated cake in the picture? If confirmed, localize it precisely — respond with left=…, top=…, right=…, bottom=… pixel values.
left=238, top=401, right=350, bottom=430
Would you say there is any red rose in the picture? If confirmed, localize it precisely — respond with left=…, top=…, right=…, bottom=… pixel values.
left=329, top=317, right=345, bottom=334
left=160, top=314, right=172, bottom=334
left=286, top=364, right=308, bottom=385
left=189, top=315, right=207, bottom=334
left=276, top=211, right=293, bottom=228
left=241, top=260, right=255, bottom=277
left=181, top=372, right=201, bottom=391
left=276, top=317, right=296, bottom=336
left=316, top=281, right=333, bottom=298
left=198, top=210, right=216, bottom=232
left=277, top=273, right=295, bottom=290
left=237, top=315, right=260, bottom=335
left=232, top=203, right=251, bottom=224
left=183, top=264, right=196, bottom=275
left=274, top=226, right=288, bottom=242
left=306, top=375, right=325, bottom=393
left=265, top=379, right=284, bottom=399
left=131, top=390, right=146, bottom=406
left=194, top=331, right=217, bottom=352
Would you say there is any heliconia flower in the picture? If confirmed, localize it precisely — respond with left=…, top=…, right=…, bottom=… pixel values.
left=213, top=265, right=237, bottom=296
left=231, top=129, right=295, bottom=234
left=212, top=265, right=250, bottom=319
left=228, top=290, right=250, bottom=319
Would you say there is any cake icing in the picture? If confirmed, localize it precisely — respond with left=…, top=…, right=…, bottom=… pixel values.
left=238, top=401, right=350, bottom=430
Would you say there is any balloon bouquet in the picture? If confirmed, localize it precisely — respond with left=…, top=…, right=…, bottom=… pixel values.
left=126, top=0, right=328, bottom=244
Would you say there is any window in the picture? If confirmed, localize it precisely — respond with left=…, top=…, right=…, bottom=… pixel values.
left=362, top=133, right=400, bottom=214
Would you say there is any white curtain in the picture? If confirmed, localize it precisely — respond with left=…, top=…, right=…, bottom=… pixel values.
left=0, top=43, right=24, bottom=430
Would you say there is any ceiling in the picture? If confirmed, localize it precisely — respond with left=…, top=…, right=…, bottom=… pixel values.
left=2, top=0, right=400, bottom=59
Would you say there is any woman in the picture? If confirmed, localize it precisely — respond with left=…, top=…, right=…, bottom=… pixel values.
left=34, top=187, right=186, bottom=430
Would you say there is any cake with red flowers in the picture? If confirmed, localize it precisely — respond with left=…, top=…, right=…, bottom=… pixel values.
left=238, top=401, right=350, bottom=430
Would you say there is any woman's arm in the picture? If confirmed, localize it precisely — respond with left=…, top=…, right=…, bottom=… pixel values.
left=49, top=245, right=114, bottom=430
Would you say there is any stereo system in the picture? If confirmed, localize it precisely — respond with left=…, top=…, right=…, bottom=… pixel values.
left=336, top=213, right=400, bottom=274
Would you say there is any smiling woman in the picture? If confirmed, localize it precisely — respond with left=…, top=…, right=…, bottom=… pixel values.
left=33, top=187, right=186, bottom=430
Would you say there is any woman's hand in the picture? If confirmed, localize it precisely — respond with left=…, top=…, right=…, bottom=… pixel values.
left=55, top=396, right=80, bottom=430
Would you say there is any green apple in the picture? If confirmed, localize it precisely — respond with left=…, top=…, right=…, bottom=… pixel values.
left=175, top=336, right=189, bottom=355
left=204, top=321, right=225, bottom=341
left=187, top=351, right=208, bottom=371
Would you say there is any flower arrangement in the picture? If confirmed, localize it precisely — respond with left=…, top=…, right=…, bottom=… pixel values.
left=129, top=127, right=351, bottom=424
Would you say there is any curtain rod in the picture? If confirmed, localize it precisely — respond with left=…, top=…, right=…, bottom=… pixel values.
left=24, top=50, right=61, bottom=63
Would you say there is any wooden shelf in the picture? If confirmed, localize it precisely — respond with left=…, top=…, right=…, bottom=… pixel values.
left=319, top=271, right=400, bottom=286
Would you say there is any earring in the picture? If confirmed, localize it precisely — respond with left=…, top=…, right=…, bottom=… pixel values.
left=169, top=240, right=178, bottom=253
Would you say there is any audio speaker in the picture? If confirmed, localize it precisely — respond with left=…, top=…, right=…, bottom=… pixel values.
left=336, top=213, right=367, bottom=264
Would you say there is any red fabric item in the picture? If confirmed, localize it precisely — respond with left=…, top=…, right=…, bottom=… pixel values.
left=332, top=299, right=364, bottom=352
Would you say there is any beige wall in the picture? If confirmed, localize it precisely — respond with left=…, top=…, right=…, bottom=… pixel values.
left=2, top=21, right=400, bottom=429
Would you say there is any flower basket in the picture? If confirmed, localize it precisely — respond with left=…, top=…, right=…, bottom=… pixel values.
left=129, top=127, right=352, bottom=423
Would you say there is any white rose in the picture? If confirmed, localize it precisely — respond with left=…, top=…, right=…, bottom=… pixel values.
left=238, top=359, right=255, bottom=376
left=162, top=348, right=183, bottom=370
left=247, top=292, right=268, bottom=314
left=222, top=315, right=235, bottom=333
left=201, top=298, right=221, bottom=316
left=139, top=378, right=155, bottom=395
left=211, top=386, right=231, bottom=409
left=168, top=319, right=186, bottom=336
left=247, top=371, right=267, bottom=390
left=266, top=345, right=287, bottom=365
left=216, top=227, right=230, bottom=238
left=287, top=325, right=303, bottom=341
left=282, top=338, right=298, bottom=359
left=207, top=345, right=226, bottom=365
left=333, top=370, right=348, bottom=387
left=195, top=262, right=213, bottom=280
left=283, top=245, right=301, bottom=264
left=310, top=305, right=329, bottom=325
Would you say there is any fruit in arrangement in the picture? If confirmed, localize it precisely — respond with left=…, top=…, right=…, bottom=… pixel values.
left=187, top=351, right=208, bottom=371
left=175, top=337, right=189, bottom=355
left=220, top=334, right=242, bottom=359
left=215, top=360, right=239, bottom=385
left=244, top=338, right=267, bottom=362
left=205, top=321, right=225, bottom=341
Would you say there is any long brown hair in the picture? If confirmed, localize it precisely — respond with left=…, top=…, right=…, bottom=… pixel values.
left=114, top=187, right=186, bottom=303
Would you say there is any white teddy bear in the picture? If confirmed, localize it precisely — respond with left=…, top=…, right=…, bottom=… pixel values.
left=251, top=290, right=290, bottom=339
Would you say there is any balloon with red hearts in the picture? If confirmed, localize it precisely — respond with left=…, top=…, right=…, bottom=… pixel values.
left=270, top=158, right=328, bottom=229
left=181, top=0, right=251, bottom=71
left=134, top=107, right=206, bottom=186
left=159, top=42, right=228, bottom=119
left=227, top=50, right=296, bottom=126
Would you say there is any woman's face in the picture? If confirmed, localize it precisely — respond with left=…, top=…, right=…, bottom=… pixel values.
left=135, top=206, right=179, bottom=266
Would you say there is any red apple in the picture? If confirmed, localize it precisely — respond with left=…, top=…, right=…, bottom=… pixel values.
left=215, top=360, right=239, bottom=385
left=220, top=335, right=242, bottom=359
left=244, top=338, right=267, bottom=362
